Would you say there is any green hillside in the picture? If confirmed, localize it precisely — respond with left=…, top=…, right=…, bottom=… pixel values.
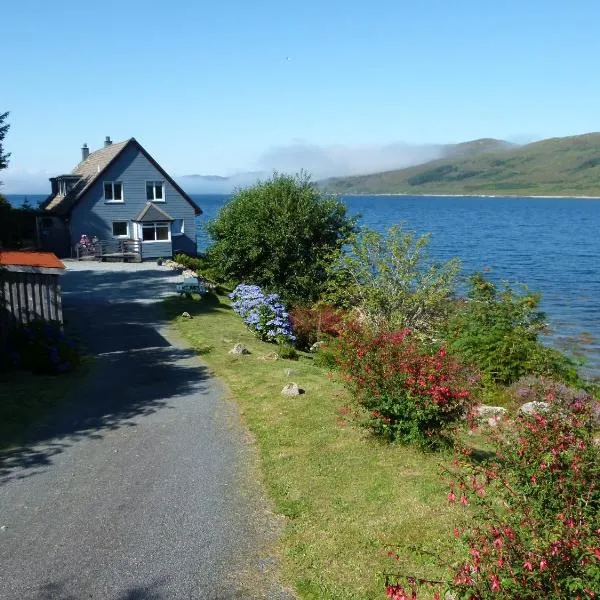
left=323, top=133, right=600, bottom=197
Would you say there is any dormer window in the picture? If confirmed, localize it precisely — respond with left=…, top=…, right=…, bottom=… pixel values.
left=56, top=175, right=81, bottom=196
left=146, top=181, right=165, bottom=202
left=104, top=181, right=123, bottom=203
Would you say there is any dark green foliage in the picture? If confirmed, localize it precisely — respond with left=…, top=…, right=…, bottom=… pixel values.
left=0, top=111, right=10, bottom=177
left=445, top=273, right=580, bottom=386
left=0, top=203, right=38, bottom=249
left=173, top=252, right=220, bottom=284
left=324, top=132, right=600, bottom=196
left=277, top=345, right=299, bottom=360
left=206, top=172, right=357, bottom=305
left=11, top=320, right=81, bottom=375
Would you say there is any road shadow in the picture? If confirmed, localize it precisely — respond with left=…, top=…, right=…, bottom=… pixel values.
left=31, top=577, right=168, bottom=600
left=0, top=279, right=214, bottom=485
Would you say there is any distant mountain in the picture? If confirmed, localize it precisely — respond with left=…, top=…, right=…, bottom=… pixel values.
left=322, top=134, right=600, bottom=196
left=176, top=171, right=268, bottom=194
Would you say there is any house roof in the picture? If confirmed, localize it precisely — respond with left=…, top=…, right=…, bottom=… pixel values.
left=133, top=202, right=175, bottom=222
left=41, top=138, right=202, bottom=217
left=0, top=251, right=65, bottom=270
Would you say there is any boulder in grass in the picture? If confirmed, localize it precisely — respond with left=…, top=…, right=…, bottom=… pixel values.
left=281, top=383, right=301, bottom=397
left=229, top=343, right=249, bottom=355
left=309, top=341, right=325, bottom=352
left=474, top=405, right=507, bottom=426
left=257, top=352, right=279, bottom=361
left=519, top=401, right=550, bottom=416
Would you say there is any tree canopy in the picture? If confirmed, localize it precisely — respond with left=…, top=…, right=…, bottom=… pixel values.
left=0, top=111, right=10, bottom=180
left=206, top=172, right=357, bottom=305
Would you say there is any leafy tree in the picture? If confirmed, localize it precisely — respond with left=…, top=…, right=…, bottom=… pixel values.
left=326, top=225, right=460, bottom=335
left=206, top=172, right=357, bottom=305
left=0, top=111, right=10, bottom=188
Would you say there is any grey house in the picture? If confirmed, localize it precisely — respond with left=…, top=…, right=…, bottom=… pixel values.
left=40, top=137, right=202, bottom=259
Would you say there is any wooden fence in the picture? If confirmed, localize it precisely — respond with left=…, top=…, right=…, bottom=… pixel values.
left=0, top=270, right=63, bottom=358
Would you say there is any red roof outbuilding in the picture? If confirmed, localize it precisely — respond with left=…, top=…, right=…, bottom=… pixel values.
left=0, top=251, right=65, bottom=270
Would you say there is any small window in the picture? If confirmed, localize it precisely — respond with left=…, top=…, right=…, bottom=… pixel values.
left=112, top=221, right=128, bottom=237
left=142, top=222, right=170, bottom=242
left=104, top=181, right=123, bottom=202
left=146, top=181, right=165, bottom=202
left=171, top=219, right=184, bottom=236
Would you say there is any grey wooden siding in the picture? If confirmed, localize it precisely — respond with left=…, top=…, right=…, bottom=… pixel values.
left=69, top=144, right=197, bottom=259
left=1, top=270, right=63, bottom=357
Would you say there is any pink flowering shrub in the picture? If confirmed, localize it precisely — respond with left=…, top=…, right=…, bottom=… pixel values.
left=384, top=396, right=600, bottom=599
left=331, top=321, right=475, bottom=449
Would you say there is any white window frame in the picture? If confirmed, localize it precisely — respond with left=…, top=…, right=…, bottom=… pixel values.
left=146, top=180, right=165, bottom=202
left=104, top=181, right=124, bottom=203
left=112, top=221, right=129, bottom=238
left=171, top=218, right=185, bottom=236
left=142, top=222, right=171, bottom=243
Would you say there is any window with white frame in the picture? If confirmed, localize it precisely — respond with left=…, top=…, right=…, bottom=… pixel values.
left=104, top=181, right=123, bottom=202
left=146, top=181, right=165, bottom=202
left=112, top=221, right=129, bottom=237
left=171, top=219, right=184, bottom=236
left=142, top=222, right=170, bottom=242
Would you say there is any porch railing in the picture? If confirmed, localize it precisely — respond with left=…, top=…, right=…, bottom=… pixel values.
left=75, top=239, right=142, bottom=262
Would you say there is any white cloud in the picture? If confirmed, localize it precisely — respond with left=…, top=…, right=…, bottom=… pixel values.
left=256, top=140, right=444, bottom=180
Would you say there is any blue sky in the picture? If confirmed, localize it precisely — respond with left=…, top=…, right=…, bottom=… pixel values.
left=3, top=0, right=600, bottom=190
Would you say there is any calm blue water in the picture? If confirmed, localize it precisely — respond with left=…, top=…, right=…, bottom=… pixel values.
left=193, top=194, right=600, bottom=377
left=7, top=193, right=600, bottom=375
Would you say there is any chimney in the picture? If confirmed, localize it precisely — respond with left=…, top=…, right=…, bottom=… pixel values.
left=104, top=136, right=112, bottom=147
left=81, top=143, right=89, bottom=161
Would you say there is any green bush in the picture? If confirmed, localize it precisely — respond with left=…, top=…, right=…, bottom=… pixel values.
left=205, top=172, right=357, bottom=305
left=277, top=345, right=299, bottom=360
left=326, top=225, right=460, bottom=336
left=173, top=253, right=219, bottom=284
left=11, top=320, right=81, bottom=375
left=445, top=273, right=580, bottom=386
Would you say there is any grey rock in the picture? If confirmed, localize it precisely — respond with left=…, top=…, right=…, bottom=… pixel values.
left=229, top=343, right=249, bottom=355
left=519, top=401, right=550, bottom=415
left=309, top=341, right=325, bottom=352
left=281, top=383, right=301, bottom=397
left=474, top=405, right=507, bottom=425
left=181, top=311, right=192, bottom=319
left=257, top=352, right=279, bottom=361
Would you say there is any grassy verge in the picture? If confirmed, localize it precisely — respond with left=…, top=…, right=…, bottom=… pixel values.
left=0, top=367, right=87, bottom=450
left=165, top=293, right=466, bottom=599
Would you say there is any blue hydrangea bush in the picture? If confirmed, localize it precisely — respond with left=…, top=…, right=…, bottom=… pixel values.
left=229, top=284, right=296, bottom=345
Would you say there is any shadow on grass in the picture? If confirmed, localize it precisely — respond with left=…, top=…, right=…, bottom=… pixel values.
left=0, top=281, right=220, bottom=485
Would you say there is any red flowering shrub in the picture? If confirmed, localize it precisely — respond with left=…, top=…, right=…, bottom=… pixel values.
left=331, top=321, right=475, bottom=448
left=289, top=304, right=343, bottom=350
left=385, top=397, right=600, bottom=599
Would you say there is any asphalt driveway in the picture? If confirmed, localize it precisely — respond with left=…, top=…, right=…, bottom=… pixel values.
left=0, top=261, right=292, bottom=600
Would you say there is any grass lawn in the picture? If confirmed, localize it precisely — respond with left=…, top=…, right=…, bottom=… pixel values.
left=0, top=367, right=87, bottom=450
left=164, top=293, right=468, bottom=600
